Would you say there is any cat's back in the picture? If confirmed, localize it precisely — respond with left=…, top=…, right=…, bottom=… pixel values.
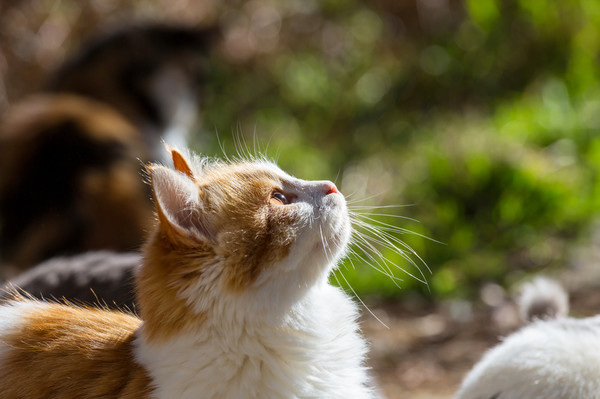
left=456, top=316, right=600, bottom=399
left=455, top=278, right=600, bottom=399
left=0, top=299, right=152, bottom=398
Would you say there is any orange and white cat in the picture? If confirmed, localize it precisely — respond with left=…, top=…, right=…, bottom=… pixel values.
left=0, top=147, right=377, bottom=398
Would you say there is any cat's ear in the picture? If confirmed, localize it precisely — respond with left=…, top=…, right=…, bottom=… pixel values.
left=149, top=165, right=212, bottom=242
left=164, top=144, right=194, bottom=178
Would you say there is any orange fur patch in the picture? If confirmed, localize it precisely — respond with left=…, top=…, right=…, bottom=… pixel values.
left=137, top=160, right=300, bottom=340
left=135, top=231, right=209, bottom=342
left=0, top=302, right=152, bottom=398
left=169, top=147, right=194, bottom=178
left=201, top=164, right=299, bottom=291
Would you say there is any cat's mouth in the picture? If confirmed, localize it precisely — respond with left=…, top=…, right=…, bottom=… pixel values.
left=318, top=191, right=348, bottom=226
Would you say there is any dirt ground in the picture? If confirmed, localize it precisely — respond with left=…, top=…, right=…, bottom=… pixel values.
left=364, top=298, right=508, bottom=399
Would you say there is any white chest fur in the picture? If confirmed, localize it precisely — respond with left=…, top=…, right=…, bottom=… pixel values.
left=134, top=283, right=375, bottom=399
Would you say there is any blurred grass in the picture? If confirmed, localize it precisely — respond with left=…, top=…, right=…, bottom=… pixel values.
left=2, top=0, right=600, bottom=301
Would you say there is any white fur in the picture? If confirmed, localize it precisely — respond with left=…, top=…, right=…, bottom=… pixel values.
left=518, top=276, right=569, bottom=322
left=0, top=301, right=45, bottom=363
left=135, top=283, right=373, bottom=399
left=455, top=316, right=600, bottom=399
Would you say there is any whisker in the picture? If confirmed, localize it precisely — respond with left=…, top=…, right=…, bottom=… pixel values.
left=319, top=225, right=332, bottom=263
left=252, top=125, right=259, bottom=157
left=347, top=248, right=404, bottom=288
left=348, top=204, right=416, bottom=210
left=264, top=133, right=275, bottom=159
left=353, top=225, right=431, bottom=279
left=334, top=168, right=342, bottom=187
left=215, top=128, right=232, bottom=163
left=335, top=265, right=390, bottom=329
left=242, top=127, right=253, bottom=159
left=321, top=224, right=389, bottom=328
left=363, top=227, right=431, bottom=275
left=350, top=233, right=404, bottom=283
left=345, top=201, right=434, bottom=294
left=351, top=212, right=421, bottom=223
left=344, top=191, right=387, bottom=205
left=351, top=214, right=442, bottom=246
left=342, top=191, right=362, bottom=202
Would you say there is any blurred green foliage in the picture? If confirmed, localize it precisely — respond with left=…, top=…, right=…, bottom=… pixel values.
left=190, top=0, right=600, bottom=301
left=3, top=0, right=600, bottom=301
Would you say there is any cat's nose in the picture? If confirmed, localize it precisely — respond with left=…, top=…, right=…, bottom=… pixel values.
left=324, top=182, right=338, bottom=195
left=304, top=180, right=341, bottom=198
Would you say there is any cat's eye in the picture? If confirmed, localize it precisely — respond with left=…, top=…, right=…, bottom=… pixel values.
left=270, top=191, right=289, bottom=205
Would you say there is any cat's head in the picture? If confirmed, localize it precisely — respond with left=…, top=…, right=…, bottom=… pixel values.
left=140, top=147, right=351, bottom=320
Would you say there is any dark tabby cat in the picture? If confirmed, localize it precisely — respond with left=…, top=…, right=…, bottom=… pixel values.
left=0, top=94, right=152, bottom=277
left=46, top=24, right=218, bottom=161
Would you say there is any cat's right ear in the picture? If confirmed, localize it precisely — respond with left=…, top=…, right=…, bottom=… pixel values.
left=149, top=165, right=212, bottom=242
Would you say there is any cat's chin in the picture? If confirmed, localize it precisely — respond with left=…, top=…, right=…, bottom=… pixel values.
left=317, top=203, right=351, bottom=253
left=315, top=219, right=351, bottom=254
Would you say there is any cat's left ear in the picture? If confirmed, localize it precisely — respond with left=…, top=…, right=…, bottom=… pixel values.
left=149, top=164, right=213, bottom=242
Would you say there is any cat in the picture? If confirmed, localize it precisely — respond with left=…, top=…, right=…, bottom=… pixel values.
left=0, top=94, right=153, bottom=276
left=0, top=147, right=377, bottom=398
left=516, top=276, right=569, bottom=322
left=1, top=251, right=140, bottom=310
left=0, top=23, right=217, bottom=275
left=45, top=23, right=218, bottom=161
left=455, top=277, right=600, bottom=399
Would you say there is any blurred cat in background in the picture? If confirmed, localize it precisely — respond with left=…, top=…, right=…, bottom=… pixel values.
left=454, top=277, right=600, bottom=399
left=0, top=23, right=218, bottom=277
left=0, top=94, right=151, bottom=277
left=46, top=24, right=217, bottom=160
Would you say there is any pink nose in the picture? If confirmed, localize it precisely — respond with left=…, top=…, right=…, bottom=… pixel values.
left=325, top=183, right=338, bottom=195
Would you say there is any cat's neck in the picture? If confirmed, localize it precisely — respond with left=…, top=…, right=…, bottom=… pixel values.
left=136, top=230, right=333, bottom=341
left=135, top=232, right=213, bottom=341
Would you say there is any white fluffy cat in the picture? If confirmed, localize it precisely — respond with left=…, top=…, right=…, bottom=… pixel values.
left=455, top=277, right=600, bottom=399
